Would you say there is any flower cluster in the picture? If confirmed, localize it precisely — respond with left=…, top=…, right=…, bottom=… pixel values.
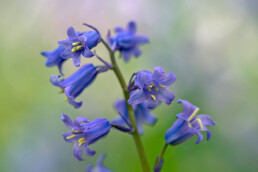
left=42, top=21, right=215, bottom=172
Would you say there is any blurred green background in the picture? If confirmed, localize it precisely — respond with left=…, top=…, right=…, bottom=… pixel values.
left=1, top=0, right=258, bottom=171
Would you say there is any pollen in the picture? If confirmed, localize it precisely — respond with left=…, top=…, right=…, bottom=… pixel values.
left=159, top=84, right=166, bottom=87
left=71, top=45, right=84, bottom=53
left=66, top=134, right=76, bottom=139
left=72, top=128, right=81, bottom=133
left=188, top=108, right=200, bottom=122
left=78, top=137, right=87, bottom=146
left=196, top=118, right=204, bottom=130
left=72, top=41, right=81, bottom=46
left=151, top=95, right=156, bottom=101
left=58, top=89, right=64, bottom=94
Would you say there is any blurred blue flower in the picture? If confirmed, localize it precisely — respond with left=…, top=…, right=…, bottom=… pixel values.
left=61, top=114, right=111, bottom=161
left=112, top=99, right=157, bottom=134
left=50, top=64, right=98, bottom=108
left=165, top=99, right=216, bottom=145
left=58, top=26, right=100, bottom=67
left=86, top=154, right=114, bottom=172
left=41, top=46, right=66, bottom=75
left=128, top=67, right=176, bottom=109
left=107, top=21, right=149, bottom=62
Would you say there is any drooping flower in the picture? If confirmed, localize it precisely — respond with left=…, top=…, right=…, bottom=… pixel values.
left=165, top=99, right=216, bottom=146
left=86, top=154, right=114, bottom=172
left=58, top=26, right=100, bottom=67
left=112, top=99, right=157, bottom=135
left=107, top=21, right=149, bottom=62
left=128, top=67, right=176, bottom=109
left=41, top=46, right=66, bottom=75
left=61, top=114, right=111, bottom=161
left=51, top=64, right=98, bottom=108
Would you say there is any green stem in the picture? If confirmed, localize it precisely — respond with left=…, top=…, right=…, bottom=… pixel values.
left=155, top=144, right=168, bottom=170
left=101, top=39, right=151, bottom=172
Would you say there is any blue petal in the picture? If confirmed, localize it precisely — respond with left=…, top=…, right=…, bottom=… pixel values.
left=50, top=75, right=61, bottom=87
left=135, top=103, right=157, bottom=125
left=195, top=131, right=203, bottom=144
left=128, top=90, right=146, bottom=105
left=86, top=164, right=93, bottom=172
left=64, top=70, right=97, bottom=99
left=205, top=128, right=212, bottom=140
left=127, top=21, right=136, bottom=34
left=198, top=115, right=216, bottom=126
left=165, top=119, right=196, bottom=145
left=154, top=158, right=164, bottom=172
left=41, top=46, right=66, bottom=67
left=84, top=31, right=100, bottom=49
left=176, top=99, right=199, bottom=121
left=121, top=50, right=132, bottom=62
left=82, top=45, right=95, bottom=58
left=72, top=55, right=81, bottom=67
left=58, top=40, right=73, bottom=49
left=134, top=35, right=150, bottom=44
left=67, top=26, right=77, bottom=38
left=114, top=26, right=125, bottom=33
left=84, top=144, right=96, bottom=156
left=62, top=131, right=81, bottom=143
left=133, top=47, right=142, bottom=57
left=114, top=99, right=128, bottom=118
left=60, top=49, right=73, bottom=59
left=57, top=64, right=95, bottom=87
left=159, top=72, right=176, bottom=86
left=74, top=117, right=89, bottom=127
left=145, top=98, right=160, bottom=109
left=152, top=67, right=166, bottom=81
left=157, top=87, right=175, bottom=105
left=136, top=116, right=143, bottom=135
left=134, top=71, right=152, bottom=88
left=61, top=114, right=74, bottom=129
left=67, top=97, right=83, bottom=109
left=85, top=119, right=111, bottom=144
left=72, top=143, right=84, bottom=161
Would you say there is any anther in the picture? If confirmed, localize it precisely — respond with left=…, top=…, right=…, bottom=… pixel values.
left=151, top=95, right=156, bottom=101
left=72, top=41, right=81, bottom=46
left=187, top=108, right=200, bottom=122
left=159, top=84, right=166, bottom=87
left=66, top=134, right=76, bottom=139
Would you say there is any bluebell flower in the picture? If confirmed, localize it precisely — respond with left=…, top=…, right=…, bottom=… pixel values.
left=51, top=64, right=98, bottom=108
left=61, top=114, right=111, bottom=161
left=58, top=26, right=100, bottom=67
left=41, top=46, right=66, bottom=75
left=86, top=154, right=114, bottom=172
left=165, top=99, right=216, bottom=145
left=128, top=67, right=176, bottom=109
left=112, top=99, right=157, bottom=134
left=107, top=21, right=149, bottom=62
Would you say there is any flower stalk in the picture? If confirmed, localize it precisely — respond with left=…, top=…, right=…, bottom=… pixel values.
left=101, top=38, right=151, bottom=172
left=154, top=144, right=168, bottom=171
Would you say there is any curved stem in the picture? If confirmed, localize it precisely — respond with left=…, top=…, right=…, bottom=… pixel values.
left=101, top=38, right=151, bottom=172
left=155, top=144, right=168, bottom=170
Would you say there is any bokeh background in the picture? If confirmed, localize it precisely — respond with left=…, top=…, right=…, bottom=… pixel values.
left=1, top=0, right=258, bottom=171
